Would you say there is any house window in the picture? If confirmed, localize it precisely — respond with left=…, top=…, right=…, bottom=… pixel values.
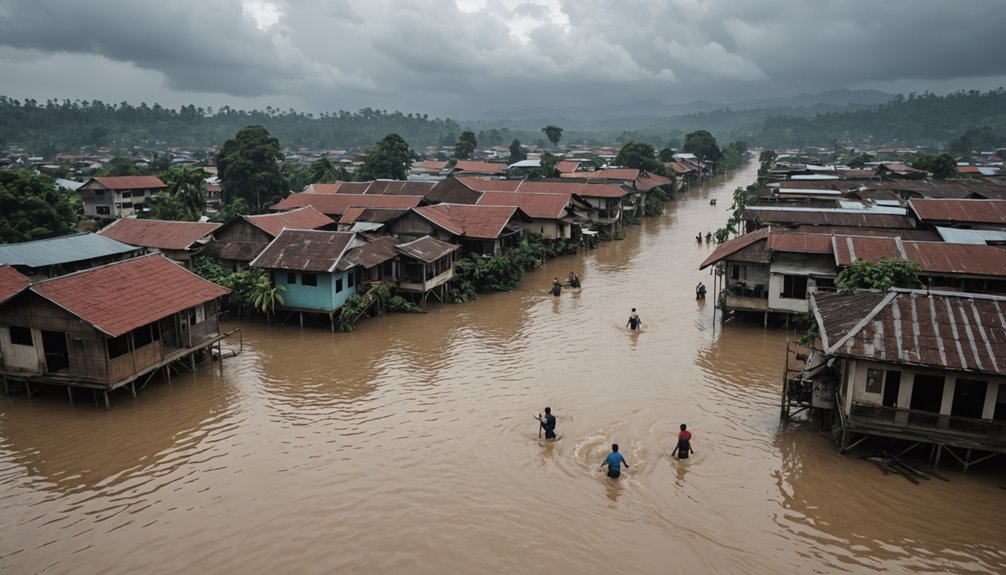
left=9, top=326, right=32, bottom=346
left=122, top=191, right=132, bottom=198
left=865, top=368, right=883, bottom=394
left=108, top=334, right=129, bottom=359
left=133, top=323, right=160, bottom=348
left=97, top=206, right=111, bottom=215
left=781, top=275, right=808, bottom=299
left=302, top=273, right=318, bottom=287
left=287, top=272, right=297, bottom=285
left=348, top=273, right=355, bottom=288
left=335, top=278, right=343, bottom=292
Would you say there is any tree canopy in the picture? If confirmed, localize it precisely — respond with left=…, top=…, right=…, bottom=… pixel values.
left=542, top=125, right=563, bottom=147
left=216, top=125, right=287, bottom=214
left=455, top=130, right=478, bottom=160
left=835, top=259, right=924, bottom=293
left=911, top=153, right=958, bottom=179
left=508, top=139, right=527, bottom=164
left=683, top=130, right=722, bottom=166
left=614, top=142, right=665, bottom=174
left=357, top=133, right=417, bottom=180
left=0, top=169, right=77, bottom=243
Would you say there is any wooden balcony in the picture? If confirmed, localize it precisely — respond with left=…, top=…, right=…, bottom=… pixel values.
left=847, top=401, right=1006, bottom=453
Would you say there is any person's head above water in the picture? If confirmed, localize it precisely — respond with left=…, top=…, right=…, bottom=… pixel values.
left=680, top=423, right=687, bottom=431
left=631, top=308, right=636, bottom=312
left=611, top=443, right=619, bottom=452
left=544, top=407, right=551, bottom=415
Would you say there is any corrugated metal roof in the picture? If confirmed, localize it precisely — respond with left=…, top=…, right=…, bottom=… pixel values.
left=270, top=193, right=424, bottom=216
left=699, top=227, right=770, bottom=269
left=476, top=191, right=570, bottom=219
left=935, top=226, right=1006, bottom=245
left=903, top=242, right=1006, bottom=277
left=413, top=204, right=520, bottom=239
left=396, top=236, right=460, bottom=263
left=767, top=233, right=834, bottom=254
left=250, top=229, right=358, bottom=272
left=909, top=198, right=1006, bottom=225
left=98, top=218, right=221, bottom=250
left=0, top=264, right=30, bottom=304
left=746, top=208, right=915, bottom=229
left=791, top=226, right=940, bottom=241
left=560, top=168, right=639, bottom=181
left=0, top=232, right=141, bottom=268
left=31, top=254, right=229, bottom=338
left=245, top=206, right=334, bottom=237
left=832, top=236, right=905, bottom=266
left=343, top=236, right=399, bottom=270
left=812, top=290, right=1006, bottom=375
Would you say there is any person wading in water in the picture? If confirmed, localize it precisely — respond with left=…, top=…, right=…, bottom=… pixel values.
left=551, top=277, right=562, bottom=296
left=535, top=407, right=557, bottom=440
left=671, top=423, right=694, bottom=459
left=626, top=308, right=642, bottom=330
left=600, top=443, right=629, bottom=478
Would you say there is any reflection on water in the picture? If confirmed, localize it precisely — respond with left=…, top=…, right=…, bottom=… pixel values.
left=2, top=162, right=1004, bottom=574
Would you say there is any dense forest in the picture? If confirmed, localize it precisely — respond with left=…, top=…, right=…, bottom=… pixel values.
left=1, top=89, right=1004, bottom=156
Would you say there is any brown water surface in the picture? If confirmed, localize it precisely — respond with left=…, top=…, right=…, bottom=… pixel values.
left=2, top=162, right=1005, bottom=574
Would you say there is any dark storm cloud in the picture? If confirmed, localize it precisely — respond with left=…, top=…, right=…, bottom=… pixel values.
left=0, top=0, right=1004, bottom=117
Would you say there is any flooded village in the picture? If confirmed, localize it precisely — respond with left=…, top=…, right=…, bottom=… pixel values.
left=2, top=138, right=1006, bottom=572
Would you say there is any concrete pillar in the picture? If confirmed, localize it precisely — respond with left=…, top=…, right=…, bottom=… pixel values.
left=982, top=382, right=999, bottom=420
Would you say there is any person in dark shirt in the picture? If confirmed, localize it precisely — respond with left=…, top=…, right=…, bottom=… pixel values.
left=538, top=407, right=557, bottom=440
left=672, top=423, right=694, bottom=459
left=626, top=308, right=642, bottom=330
left=600, top=443, right=629, bottom=478
left=551, top=277, right=562, bottom=296
left=567, top=272, right=581, bottom=289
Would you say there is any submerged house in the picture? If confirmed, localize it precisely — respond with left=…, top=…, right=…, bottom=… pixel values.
left=205, top=206, right=335, bottom=270
left=394, top=236, right=461, bottom=308
left=809, top=289, right=1006, bottom=469
left=0, top=254, right=230, bottom=407
left=388, top=204, right=529, bottom=257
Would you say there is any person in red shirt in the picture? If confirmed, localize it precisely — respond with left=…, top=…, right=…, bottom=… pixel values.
left=672, top=423, right=694, bottom=459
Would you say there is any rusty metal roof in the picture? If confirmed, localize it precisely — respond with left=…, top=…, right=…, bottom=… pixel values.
left=476, top=191, right=571, bottom=219
left=452, top=161, right=507, bottom=174
left=812, top=290, right=1006, bottom=376
left=560, top=168, right=639, bottom=181
left=454, top=177, right=626, bottom=199
left=202, top=241, right=265, bottom=263
left=270, top=193, right=424, bottom=216
left=343, top=236, right=399, bottom=269
left=396, top=236, right=460, bottom=263
left=908, top=198, right=1006, bottom=225
left=86, top=176, right=167, bottom=190
left=556, top=161, right=581, bottom=173
left=767, top=233, right=834, bottom=254
left=790, top=226, right=940, bottom=241
left=31, top=254, right=229, bottom=338
left=635, top=171, right=673, bottom=192
left=249, top=229, right=358, bottom=272
left=832, top=236, right=905, bottom=266
left=0, top=264, right=30, bottom=304
left=412, top=204, right=522, bottom=240
left=746, top=207, right=916, bottom=229
left=98, top=218, right=221, bottom=251
left=699, top=227, right=770, bottom=269
left=903, top=242, right=1006, bottom=277
left=245, top=206, right=334, bottom=237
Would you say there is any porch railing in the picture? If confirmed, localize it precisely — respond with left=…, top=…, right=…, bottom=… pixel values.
left=850, top=402, right=1006, bottom=437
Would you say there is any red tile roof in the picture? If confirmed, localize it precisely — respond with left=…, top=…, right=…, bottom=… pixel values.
left=414, top=160, right=449, bottom=172
left=306, top=183, right=344, bottom=194
left=31, top=254, right=229, bottom=337
left=270, top=193, right=424, bottom=216
left=909, top=199, right=1006, bottom=225
left=455, top=177, right=521, bottom=192
left=413, top=204, right=521, bottom=239
left=813, top=290, right=1006, bottom=375
left=0, top=264, right=30, bottom=304
left=452, top=161, right=507, bottom=174
left=250, top=230, right=357, bottom=272
left=476, top=191, right=571, bottom=219
left=98, top=218, right=221, bottom=250
left=245, top=206, right=334, bottom=237
left=635, top=171, right=673, bottom=192
left=556, top=161, right=581, bottom=173
left=89, top=176, right=167, bottom=190
left=832, top=236, right=905, bottom=266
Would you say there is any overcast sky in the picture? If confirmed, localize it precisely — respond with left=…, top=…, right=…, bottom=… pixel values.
left=1, top=0, right=1004, bottom=119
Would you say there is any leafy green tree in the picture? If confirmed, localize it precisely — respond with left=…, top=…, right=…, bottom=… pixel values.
left=614, top=141, right=665, bottom=174
left=715, top=184, right=760, bottom=242
left=508, top=139, right=527, bottom=164
left=211, top=197, right=251, bottom=223
left=310, top=157, right=348, bottom=184
left=0, top=169, right=77, bottom=243
left=454, top=130, right=478, bottom=160
left=283, top=163, right=311, bottom=194
left=539, top=152, right=560, bottom=178
left=836, top=259, right=924, bottom=293
left=658, top=147, right=676, bottom=162
left=216, top=125, right=287, bottom=213
left=144, top=191, right=187, bottom=221
left=911, top=153, right=958, bottom=179
left=357, top=133, right=417, bottom=180
left=100, top=156, right=143, bottom=176
left=541, top=125, right=563, bottom=147
left=250, top=272, right=286, bottom=319
left=160, top=165, right=207, bottom=220
left=683, top=130, right=722, bottom=168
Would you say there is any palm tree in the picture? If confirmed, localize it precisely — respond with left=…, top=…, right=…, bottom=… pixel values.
left=310, top=157, right=347, bottom=183
left=250, top=272, right=286, bottom=321
left=163, top=165, right=207, bottom=220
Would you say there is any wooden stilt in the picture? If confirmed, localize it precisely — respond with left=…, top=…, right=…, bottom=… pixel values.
left=26, top=382, right=32, bottom=399
left=934, top=444, right=943, bottom=469
left=130, top=381, right=137, bottom=399
left=218, top=342, right=224, bottom=376
left=103, top=391, right=110, bottom=410
left=190, top=353, right=196, bottom=372
left=964, top=448, right=972, bottom=473
left=300, top=312, right=304, bottom=328
left=763, top=311, right=768, bottom=329
left=166, top=365, right=172, bottom=386
left=67, top=387, right=74, bottom=405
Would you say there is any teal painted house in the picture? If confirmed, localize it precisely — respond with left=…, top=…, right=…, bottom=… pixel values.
left=250, top=229, right=366, bottom=328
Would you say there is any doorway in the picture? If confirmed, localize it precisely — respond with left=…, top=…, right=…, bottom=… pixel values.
left=951, top=378, right=988, bottom=422
left=882, top=370, right=901, bottom=408
left=909, top=374, right=944, bottom=426
left=41, top=330, right=70, bottom=372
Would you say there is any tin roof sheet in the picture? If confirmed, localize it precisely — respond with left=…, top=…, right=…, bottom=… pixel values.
left=88, top=176, right=167, bottom=190
left=832, top=236, right=905, bottom=266
left=31, top=254, right=229, bottom=338
left=746, top=208, right=915, bottom=229
left=767, top=233, right=834, bottom=254
left=98, top=218, right=221, bottom=251
left=0, top=232, right=141, bottom=268
left=395, top=236, right=460, bottom=263
left=476, top=191, right=570, bottom=219
left=452, top=161, right=507, bottom=174
left=412, top=204, right=520, bottom=239
left=699, top=227, right=770, bottom=269
left=250, top=229, right=358, bottom=272
left=245, top=206, right=334, bottom=237
left=812, top=290, right=1006, bottom=375
left=343, top=236, right=399, bottom=270
left=903, top=242, right=1006, bottom=277
left=909, top=199, right=1006, bottom=225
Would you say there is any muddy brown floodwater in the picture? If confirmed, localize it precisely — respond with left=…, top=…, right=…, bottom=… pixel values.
left=3, top=162, right=1005, bottom=574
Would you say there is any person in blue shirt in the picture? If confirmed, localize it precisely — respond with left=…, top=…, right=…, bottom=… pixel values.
left=599, top=443, right=629, bottom=478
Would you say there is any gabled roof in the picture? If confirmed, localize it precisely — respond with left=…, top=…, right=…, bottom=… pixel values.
left=812, top=290, right=1006, bottom=375
left=249, top=229, right=358, bottom=272
left=665, top=161, right=696, bottom=175
left=244, top=205, right=334, bottom=237
left=270, top=193, right=424, bottom=216
left=30, top=254, right=229, bottom=338
left=98, top=218, right=221, bottom=251
left=343, top=236, right=399, bottom=270
left=908, top=198, right=1006, bottom=225
left=412, top=204, right=522, bottom=239
left=85, top=176, right=167, bottom=190
left=452, top=161, right=507, bottom=174
left=476, top=191, right=571, bottom=219
left=700, top=227, right=770, bottom=269
left=305, top=180, right=437, bottom=196
left=396, top=236, right=461, bottom=263
left=560, top=168, right=640, bottom=182
left=635, top=171, right=673, bottom=192
left=745, top=207, right=916, bottom=229
left=339, top=207, right=409, bottom=226
left=556, top=161, right=581, bottom=173
left=0, top=232, right=141, bottom=268
left=0, top=265, right=30, bottom=304
left=452, top=177, right=626, bottom=198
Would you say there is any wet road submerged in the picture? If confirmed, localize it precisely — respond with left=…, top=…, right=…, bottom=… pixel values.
left=2, top=162, right=1005, bottom=574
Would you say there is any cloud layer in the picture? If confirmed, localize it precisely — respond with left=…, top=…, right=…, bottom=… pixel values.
left=0, top=0, right=1004, bottom=118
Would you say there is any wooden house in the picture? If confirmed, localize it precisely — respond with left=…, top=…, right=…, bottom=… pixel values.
left=98, top=218, right=222, bottom=267
left=0, top=254, right=230, bottom=407
left=269, top=192, right=424, bottom=220
left=809, top=289, right=1006, bottom=469
left=79, top=176, right=168, bottom=218
left=388, top=204, right=528, bottom=257
left=394, top=236, right=461, bottom=307
left=0, top=232, right=143, bottom=281
left=205, top=206, right=335, bottom=270
left=475, top=191, right=579, bottom=241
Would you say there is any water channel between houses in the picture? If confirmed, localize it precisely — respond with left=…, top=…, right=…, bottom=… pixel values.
left=2, top=162, right=1005, bottom=574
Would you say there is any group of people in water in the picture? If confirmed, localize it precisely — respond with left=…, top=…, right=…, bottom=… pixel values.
left=537, top=407, right=694, bottom=479
left=551, top=272, right=582, bottom=296
left=695, top=231, right=714, bottom=244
